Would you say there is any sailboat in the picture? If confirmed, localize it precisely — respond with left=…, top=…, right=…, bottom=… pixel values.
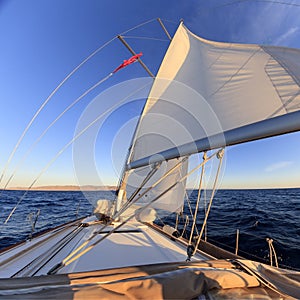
left=0, top=19, right=300, bottom=299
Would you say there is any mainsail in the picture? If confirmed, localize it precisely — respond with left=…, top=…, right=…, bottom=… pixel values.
left=126, top=22, right=300, bottom=170
left=118, top=21, right=300, bottom=215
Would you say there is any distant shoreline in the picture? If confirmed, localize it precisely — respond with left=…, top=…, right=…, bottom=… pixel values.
left=3, top=185, right=299, bottom=191
left=5, top=185, right=117, bottom=191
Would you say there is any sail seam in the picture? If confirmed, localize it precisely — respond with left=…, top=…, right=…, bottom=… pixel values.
left=262, top=46, right=300, bottom=87
left=264, top=55, right=300, bottom=117
left=207, top=43, right=233, bottom=71
left=209, top=47, right=262, bottom=97
left=264, top=56, right=288, bottom=116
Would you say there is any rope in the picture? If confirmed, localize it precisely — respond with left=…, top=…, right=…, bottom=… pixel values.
left=49, top=151, right=220, bottom=274
left=119, top=18, right=157, bottom=36
left=12, top=224, right=84, bottom=277
left=232, top=259, right=287, bottom=298
left=207, top=224, right=293, bottom=249
left=121, top=163, right=160, bottom=207
left=175, top=212, right=180, bottom=231
left=3, top=81, right=152, bottom=225
left=185, top=191, right=199, bottom=236
left=208, top=236, right=272, bottom=262
left=156, top=214, right=165, bottom=227
left=189, top=152, right=207, bottom=245
left=27, top=209, right=40, bottom=240
left=61, top=154, right=210, bottom=269
left=115, top=157, right=188, bottom=219
left=115, top=163, right=161, bottom=218
left=192, top=149, right=224, bottom=256
left=75, top=199, right=81, bottom=219
left=159, top=18, right=178, bottom=25
left=203, top=181, right=207, bottom=241
left=266, top=238, right=279, bottom=268
left=47, top=157, right=188, bottom=274
left=180, top=215, right=189, bottom=238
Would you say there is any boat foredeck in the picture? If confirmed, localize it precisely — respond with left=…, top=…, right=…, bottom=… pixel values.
left=0, top=216, right=210, bottom=277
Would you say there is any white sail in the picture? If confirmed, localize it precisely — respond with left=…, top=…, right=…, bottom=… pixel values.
left=127, top=23, right=300, bottom=169
left=124, top=158, right=188, bottom=216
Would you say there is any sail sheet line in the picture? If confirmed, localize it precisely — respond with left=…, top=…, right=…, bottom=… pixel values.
left=122, top=151, right=216, bottom=219
left=189, top=152, right=207, bottom=245
left=117, top=158, right=188, bottom=218
left=116, top=164, right=161, bottom=216
left=56, top=156, right=188, bottom=270
left=184, top=191, right=199, bottom=237
left=192, top=149, right=224, bottom=256
left=50, top=151, right=219, bottom=274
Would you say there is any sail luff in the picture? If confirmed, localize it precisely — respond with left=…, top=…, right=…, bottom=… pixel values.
left=115, top=22, right=188, bottom=216
left=127, top=109, right=300, bottom=170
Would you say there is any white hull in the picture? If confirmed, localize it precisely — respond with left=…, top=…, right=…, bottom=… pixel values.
left=0, top=217, right=299, bottom=299
left=0, top=216, right=210, bottom=277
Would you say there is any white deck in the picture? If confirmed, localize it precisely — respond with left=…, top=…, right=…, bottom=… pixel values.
left=0, top=216, right=211, bottom=277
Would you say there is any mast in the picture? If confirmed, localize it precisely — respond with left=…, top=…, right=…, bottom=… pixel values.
left=114, top=19, right=175, bottom=215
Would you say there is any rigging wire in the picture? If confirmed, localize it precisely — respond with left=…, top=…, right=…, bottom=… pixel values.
left=216, top=0, right=300, bottom=9
left=159, top=18, right=178, bottom=25
left=184, top=191, right=199, bottom=236
left=192, top=149, right=224, bottom=256
left=115, top=163, right=161, bottom=216
left=49, top=151, right=219, bottom=274
left=208, top=236, right=299, bottom=271
left=179, top=215, right=189, bottom=238
left=47, top=158, right=189, bottom=274
left=188, top=152, right=207, bottom=245
left=115, top=158, right=188, bottom=219
left=119, top=18, right=157, bottom=36
left=3, top=81, right=152, bottom=225
left=0, top=36, right=116, bottom=188
left=0, top=18, right=158, bottom=190
left=0, top=73, right=113, bottom=193
left=121, top=36, right=169, bottom=42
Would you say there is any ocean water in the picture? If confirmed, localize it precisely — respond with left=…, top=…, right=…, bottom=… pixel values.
left=0, top=188, right=299, bottom=270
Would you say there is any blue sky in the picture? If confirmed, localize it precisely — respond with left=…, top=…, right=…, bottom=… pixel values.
left=0, top=0, right=299, bottom=189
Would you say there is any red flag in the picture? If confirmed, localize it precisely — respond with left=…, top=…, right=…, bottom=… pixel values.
left=112, top=52, right=142, bottom=73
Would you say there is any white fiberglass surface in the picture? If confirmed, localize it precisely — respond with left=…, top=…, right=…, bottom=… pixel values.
left=62, top=224, right=207, bottom=274
left=0, top=220, right=208, bottom=277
